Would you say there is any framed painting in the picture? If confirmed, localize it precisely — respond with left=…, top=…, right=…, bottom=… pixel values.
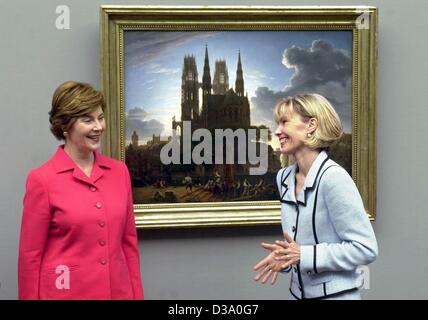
left=100, top=6, right=377, bottom=228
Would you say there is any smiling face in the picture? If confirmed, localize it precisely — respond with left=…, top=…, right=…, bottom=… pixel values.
left=275, top=106, right=309, bottom=156
left=65, top=106, right=105, bottom=154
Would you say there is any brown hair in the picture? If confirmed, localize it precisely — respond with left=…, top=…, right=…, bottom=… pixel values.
left=49, top=81, right=105, bottom=140
left=274, top=94, right=343, bottom=150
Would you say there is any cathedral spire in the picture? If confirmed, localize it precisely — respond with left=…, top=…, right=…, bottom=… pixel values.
left=202, top=44, right=211, bottom=93
left=202, top=44, right=212, bottom=125
left=235, top=50, right=244, bottom=97
left=204, top=44, right=209, bottom=64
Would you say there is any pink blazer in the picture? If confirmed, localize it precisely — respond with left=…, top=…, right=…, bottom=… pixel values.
left=18, top=145, right=144, bottom=299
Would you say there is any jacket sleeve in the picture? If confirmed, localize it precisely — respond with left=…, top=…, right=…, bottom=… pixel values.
left=121, top=163, right=144, bottom=300
left=18, top=170, right=51, bottom=300
left=300, top=166, right=378, bottom=274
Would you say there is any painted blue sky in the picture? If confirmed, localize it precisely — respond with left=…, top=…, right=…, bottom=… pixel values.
left=124, top=31, right=353, bottom=147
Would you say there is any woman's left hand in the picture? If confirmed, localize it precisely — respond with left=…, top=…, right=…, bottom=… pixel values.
left=274, top=232, right=301, bottom=269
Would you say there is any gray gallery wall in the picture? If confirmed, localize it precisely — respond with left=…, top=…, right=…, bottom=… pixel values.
left=1, top=0, right=427, bottom=299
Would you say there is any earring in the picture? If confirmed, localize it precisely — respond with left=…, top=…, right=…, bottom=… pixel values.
left=307, top=133, right=312, bottom=138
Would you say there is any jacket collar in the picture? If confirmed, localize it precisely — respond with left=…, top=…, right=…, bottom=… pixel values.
left=280, top=163, right=298, bottom=204
left=51, top=145, right=111, bottom=185
left=280, top=150, right=329, bottom=206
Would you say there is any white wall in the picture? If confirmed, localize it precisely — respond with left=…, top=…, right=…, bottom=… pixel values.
left=1, top=0, right=427, bottom=299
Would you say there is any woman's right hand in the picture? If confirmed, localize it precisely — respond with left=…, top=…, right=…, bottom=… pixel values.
left=253, top=242, right=287, bottom=285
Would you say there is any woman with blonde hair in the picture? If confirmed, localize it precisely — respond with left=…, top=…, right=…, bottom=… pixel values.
left=18, top=81, right=144, bottom=299
left=254, top=93, right=378, bottom=300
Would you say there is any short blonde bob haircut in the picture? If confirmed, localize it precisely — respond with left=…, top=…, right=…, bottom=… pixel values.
left=274, top=93, right=343, bottom=150
left=49, top=81, right=105, bottom=140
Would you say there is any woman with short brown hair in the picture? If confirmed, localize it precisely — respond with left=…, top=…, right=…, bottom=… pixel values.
left=18, top=81, right=144, bottom=300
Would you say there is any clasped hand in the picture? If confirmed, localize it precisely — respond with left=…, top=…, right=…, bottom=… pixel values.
left=253, top=232, right=301, bottom=285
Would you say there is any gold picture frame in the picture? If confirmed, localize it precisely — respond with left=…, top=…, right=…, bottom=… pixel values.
left=100, top=6, right=377, bottom=229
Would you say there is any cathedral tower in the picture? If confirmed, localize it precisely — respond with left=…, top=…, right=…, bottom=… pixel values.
left=213, top=60, right=229, bottom=95
left=181, top=55, right=199, bottom=121
left=131, top=131, right=139, bottom=148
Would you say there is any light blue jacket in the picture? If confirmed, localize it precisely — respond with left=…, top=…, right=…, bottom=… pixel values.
left=276, top=151, right=378, bottom=299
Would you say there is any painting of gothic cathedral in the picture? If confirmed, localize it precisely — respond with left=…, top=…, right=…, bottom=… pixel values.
left=124, top=31, right=353, bottom=205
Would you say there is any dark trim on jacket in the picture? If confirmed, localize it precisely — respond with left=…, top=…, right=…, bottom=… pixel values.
left=296, top=157, right=329, bottom=207
left=313, top=245, right=318, bottom=274
left=289, top=287, right=359, bottom=300
left=291, top=158, right=329, bottom=299
left=311, top=164, right=338, bottom=274
left=280, top=168, right=292, bottom=204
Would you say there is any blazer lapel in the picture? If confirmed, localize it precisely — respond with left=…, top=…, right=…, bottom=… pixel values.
left=72, top=167, right=93, bottom=185
left=52, top=145, right=111, bottom=186
left=90, top=151, right=111, bottom=184
left=296, top=151, right=329, bottom=206
left=280, top=163, right=298, bottom=204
